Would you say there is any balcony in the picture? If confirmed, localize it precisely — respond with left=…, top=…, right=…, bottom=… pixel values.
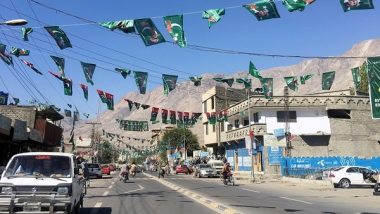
left=225, top=123, right=267, bottom=142
left=34, top=118, right=63, bottom=146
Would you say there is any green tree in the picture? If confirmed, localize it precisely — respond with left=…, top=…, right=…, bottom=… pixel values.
left=99, top=140, right=120, bottom=163
left=357, top=62, right=369, bottom=94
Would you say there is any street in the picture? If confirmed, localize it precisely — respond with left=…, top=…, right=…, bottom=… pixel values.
left=79, top=171, right=380, bottom=214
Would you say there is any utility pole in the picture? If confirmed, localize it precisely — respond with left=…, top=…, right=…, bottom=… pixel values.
left=284, top=86, right=291, bottom=157
left=85, top=122, right=102, bottom=163
left=247, top=79, right=255, bottom=182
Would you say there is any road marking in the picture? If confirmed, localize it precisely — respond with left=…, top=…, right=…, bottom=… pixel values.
left=240, top=188, right=260, bottom=193
left=102, top=191, right=109, bottom=196
left=124, top=184, right=145, bottom=194
left=108, top=185, right=112, bottom=189
left=111, top=181, right=115, bottom=185
left=280, top=197, right=313, bottom=205
left=90, top=202, right=102, bottom=214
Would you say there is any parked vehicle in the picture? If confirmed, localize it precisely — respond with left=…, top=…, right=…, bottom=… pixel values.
left=175, top=165, right=189, bottom=174
left=323, top=166, right=378, bottom=188
left=108, top=163, right=116, bottom=171
left=102, top=165, right=111, bottom=175
left=194, top=164, right=215, bottom=178
left=207, top=160, right=224, bottom=176
left=85, top=163, right=102, bottom=178
left=0, top=152, right=85, bottom=213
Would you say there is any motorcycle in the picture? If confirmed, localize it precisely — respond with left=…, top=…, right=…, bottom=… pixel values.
left=221, top=172, right=235, bottom=186
left=121, top=171, right=129, bottom=183
left=131, top=171, right=136, bottom=177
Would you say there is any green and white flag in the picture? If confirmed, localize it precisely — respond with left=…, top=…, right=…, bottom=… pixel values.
left=51, top=56, right=65, bottom=76
left=367, top=57, right=380, bottom=119
left=163, top=74, right=178, bottom=95
left=260, top=78, right=273, bottom=99
left=213, top=77, right=234, bottom=87
left=300, top=74, right=313, bottom=84
left=80, top=62, right=96, bottom=85
left=63, top=78, right=72, bottom=96
left=189, top=76, right=202, bottom=86
left=21, top=27, right=33, bottom=41
left=115, top=68, right=131, bottom=79
left=249, top=61, right=262, bottom=79
left=351, top=67, right=361, bottom=90
left=0, top=44, right=13, bottom=66
left=284, top=76, right=299, bottom=91
left=134, top=18, right=166, bottom=46
left=100, top=20, right=135, bottom=33
left=282, top=0, right=315, bottom=12
left=243, top=0, right=280, bottom=21
left=164, top=15, right=187, bottom=48
left=202, top=9, right=225, bottom=28
left=44, top=26, right=72, bottom=49
left=340, top=0, right=374, bottom=12
left=236, top=78, right=252, bottom=89
left=134, top=71, right=148, bottom=94
left=322, top=71, right=335, bottom=90
left=10, top=47, right=29, bottom=57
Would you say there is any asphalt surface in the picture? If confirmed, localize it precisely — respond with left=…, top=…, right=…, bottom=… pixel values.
left=147, top=172, right=380, bottom=214
left=79, top=172, right=216, bottom=214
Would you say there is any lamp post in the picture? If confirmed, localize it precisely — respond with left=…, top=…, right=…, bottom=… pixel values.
left=0, top=19, right=27, bottom=26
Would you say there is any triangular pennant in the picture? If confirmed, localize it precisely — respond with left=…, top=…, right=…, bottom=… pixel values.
left=63, top=78, right=73, bottom=96
left=80, top=84, right=88, bottom=100
left=83, top=113, right=90, bottom=118
left=134, top=71, right=148, bottom=94
left=191, top=112, right=202, bottom=125
left=351, top=67, right=361, bottom=90
left=164, top=14, right=187, bottom=48
left=115, top=68, right=131, bottom=79
left=21, top=59, right=42, bottom=75
left=80, top=62, right=96, bottom=85
left=322, top=71, right=335, bottom=90
left=0, top=44, right=13, bottom=66
left=300, top=74, right=313, bottom=85
left=222, top=78, right=234, bottom=87
left=282, top=0, right=315, bottom=12
left=260, top=78, right=274, bottom=99
left=21, top=27, right=33, bottom=41
left=124, top=99, right=134, bottom=111
left=44, top=26, right=72, bottom=49
left=135, top=102, right=141, bottom=110
left=284, top=76, right=299, bottom=91
left=236, top=78, right=252, bottom=89
left=100, top=20, right=135, bottom=33
left=141, top=104, right=150, bottom=110
left=51, top=56, right=65, bottom=76
left=202, top=9, right=225, bottom=28
left=134, top=18, right=166, bottom=46
left=105, top=92, right=114, bottom=110
left=97, top=89, right=107, bottom=103
left=163, top=74, right=178, bottom=95
left=189, top=76, right=202, bottom=86
left=10, top=47, right=30, bottom=57
left=249, top=61, right=262, bottom=79
left=243, top=0, right=280, bottom=21
left=64, top=109, right=71, bottom=117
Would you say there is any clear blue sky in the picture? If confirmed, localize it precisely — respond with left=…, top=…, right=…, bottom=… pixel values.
left=0, top=0, right=379, bottom=118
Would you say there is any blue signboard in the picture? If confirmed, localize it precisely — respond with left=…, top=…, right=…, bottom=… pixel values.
left=268, top=146, right=283, bottom=165
left=274, top=128, right=285, bottom=137
left=200, top=152, right=209, bottom=158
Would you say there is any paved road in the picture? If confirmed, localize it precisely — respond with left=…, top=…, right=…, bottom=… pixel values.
left=148, top=172, right=380, bottom=214
left=79, top=172, right=216, bottom=214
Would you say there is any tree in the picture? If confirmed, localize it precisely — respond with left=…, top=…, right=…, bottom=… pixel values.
left=357, top=62, right=369, bottom=94
left=99, top=140, right=119, bottom=163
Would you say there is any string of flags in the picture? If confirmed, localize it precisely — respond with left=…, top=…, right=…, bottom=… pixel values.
left=205, top=111, right=228, bottom=125
left=150, top=107, right=202, bottom=126
left=116, top=119, right=149, bottom=132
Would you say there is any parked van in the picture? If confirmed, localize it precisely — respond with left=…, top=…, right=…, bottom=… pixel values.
left=207, top=160, right=224, bottom=176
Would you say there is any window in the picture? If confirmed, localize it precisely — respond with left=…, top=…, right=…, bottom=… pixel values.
left=205, top=124, right=208, bottom=135
left=234, top=119, right=240, bottom=128
left=253, top=113, right=259, bottom=123
left=211, top=96, right=215, bottom=110
left=203, top=101, right=207, bottom=113
left=227, top=124, right=233, bottom=131
left=243, top=119, right=249, bottom=126
left=277, top=111, right=297, bottom=122
left=327, top=109, right=351, bottom=119
left=212, top=125, right=216, bottom=132
left=220, top=121, right=225, bottom=132
left=346, top=167, right=359, bottom=173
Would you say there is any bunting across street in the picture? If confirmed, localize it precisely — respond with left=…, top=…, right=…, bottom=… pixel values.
left=80, top=62, right=96, bottom=85
left=134, top=18, right=166, bottom=46
left=21, top=27, right=33, bottom=41
left=243, top=0, right=280, bottom=21
left=21, top=59, right=42, bottom=75
left=164, top=15, right=187, bottom=48
left=44, top=26, right=72, bottom=49
left=10, top=47, right=30, bottom=57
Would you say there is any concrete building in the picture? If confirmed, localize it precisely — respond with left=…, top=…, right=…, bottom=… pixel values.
left=202, top=87, right=380, bottom=175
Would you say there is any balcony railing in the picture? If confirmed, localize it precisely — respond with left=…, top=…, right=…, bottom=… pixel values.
left=224, top=123, right=267, bottom=142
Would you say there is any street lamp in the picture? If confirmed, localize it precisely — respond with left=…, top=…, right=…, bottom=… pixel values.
left=0, top=19, right=28, bottom=26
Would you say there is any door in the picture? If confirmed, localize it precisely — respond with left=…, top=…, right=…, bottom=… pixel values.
left=345, top=167, right=363, bottom=185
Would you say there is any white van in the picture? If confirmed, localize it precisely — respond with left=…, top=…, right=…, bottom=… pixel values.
left=207, top=160, right=225, bottom=176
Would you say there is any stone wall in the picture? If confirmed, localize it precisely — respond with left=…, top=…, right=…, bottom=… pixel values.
left=0, top=106, right=36, bottom=128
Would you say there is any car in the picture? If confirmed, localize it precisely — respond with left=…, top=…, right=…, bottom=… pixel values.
left=323, top=166, right=378, bottom=188
left=175, top=165, right=189, bottom=174
left=85, top=163, right=102, bottom=178
left=108, top=163, right=116, bottom=171
left=194, top=164, right=215, bottom=178
left=207, top=160, right=224, bottom=176
left=102, top=165, right=111, bottom=175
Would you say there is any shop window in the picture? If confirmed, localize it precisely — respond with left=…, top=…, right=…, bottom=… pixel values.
left=234, top=119, right=240, bottom=128
left=253, top=112, right=259, bottom=123
left=277, top=111, right=297, bottom=122
left=327, top=109, right=351, bottom=119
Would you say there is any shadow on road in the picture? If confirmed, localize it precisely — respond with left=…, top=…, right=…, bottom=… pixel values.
left=79, top=207, right=112, bottom=214
left=230, top=204, right=276, bottom=209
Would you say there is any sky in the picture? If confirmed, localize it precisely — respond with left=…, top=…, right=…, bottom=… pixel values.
left=0, top=0, right=379, bottom=119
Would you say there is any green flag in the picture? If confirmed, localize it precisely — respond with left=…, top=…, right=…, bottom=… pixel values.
left=80, top=84, right=88, bottom=100
left=191, top=113, right=202, bottom=125
left=170, top=110, right=176, bottom=124
left=10, top=47, right=29, bottom=57
left=21, top=27, right=33, bottom=41
left=190, top=76, right=202, bottom=86
left=162, top=109, right=168, bottom=124
left=284, top=76, right=299, bottom=91
left=115, top=68, right=131, bottom=79
left=0, top=44, right=13, bottom=66
left=100, top=20, right=135, bottom=33
left=322, top=71, right=335, bottom=90
left=125, top=99, right=134, bottom=111
left=367, top=57, right=380, bottom=119
left=64, top=109, right=71, bottom=117
left=351, top=67, right=361, bottom=90
left=206, top=112, right=217, bottom=125
left=134, top=18, right=166, bottom=46
left=282, top=0, right=315, bottom=12
left=202, top=9, right=225, bottom=28
left=163, top=74, right=178, bottom=95
left=81, top=62, right=96, bottom=85
left=105, top=92, right=114, bottom=110
left=300, top=74, right=313, bottom=84
left=134, top=71, right=148, bottom=94
left=249, top=61, right=262, bottom=79
left=63, top=78, right=72, bottom=96
left=151, top=107, right=159, bottom=121
left=164, top=15, right=187, bottom=48
left=44, top=26, right=72, bottom=49
left=340, top=0, right=374, bottom=12
left=83, top=113, right=90, bottom=118
left=51, top=56, right=65, bottom=76
left=243, top=0, right=280, bottom=21
left=260, top=78, right=273, bottom=99
left=236, top=78, right=252, bottom=89
left=97, top=89, right=107, bottom=103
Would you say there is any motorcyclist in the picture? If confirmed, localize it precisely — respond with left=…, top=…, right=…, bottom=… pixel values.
left=119, top=162, right=130, bottom=181
left=130, top=162, right=137, bottom=177
left=222, top=162, right=232, bottom=182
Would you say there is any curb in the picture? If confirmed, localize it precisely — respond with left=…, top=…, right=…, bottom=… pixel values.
left=143, top=172, right=243, bottom=214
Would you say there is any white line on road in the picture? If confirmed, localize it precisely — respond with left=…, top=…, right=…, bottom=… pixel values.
left=90, top=202, right=102, bottom=214
left=102, top=191, right=109, bottom=196
left=124, top=184, right=145, bottom=194
left=108, top=185, right=112, bottom=189
left=280, top=196, right=313, bottom=205
left=240, top=188, right=260, bottom=193
left=111, top=181, right=115, bottom=185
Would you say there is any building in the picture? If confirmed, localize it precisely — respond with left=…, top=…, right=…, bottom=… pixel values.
left=0, top=105, right=63, bottom=165
left=202, top=87, right=380, bottom=175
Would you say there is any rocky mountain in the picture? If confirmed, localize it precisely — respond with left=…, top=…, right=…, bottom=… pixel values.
left=62, top=39, right=380, bottom=147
